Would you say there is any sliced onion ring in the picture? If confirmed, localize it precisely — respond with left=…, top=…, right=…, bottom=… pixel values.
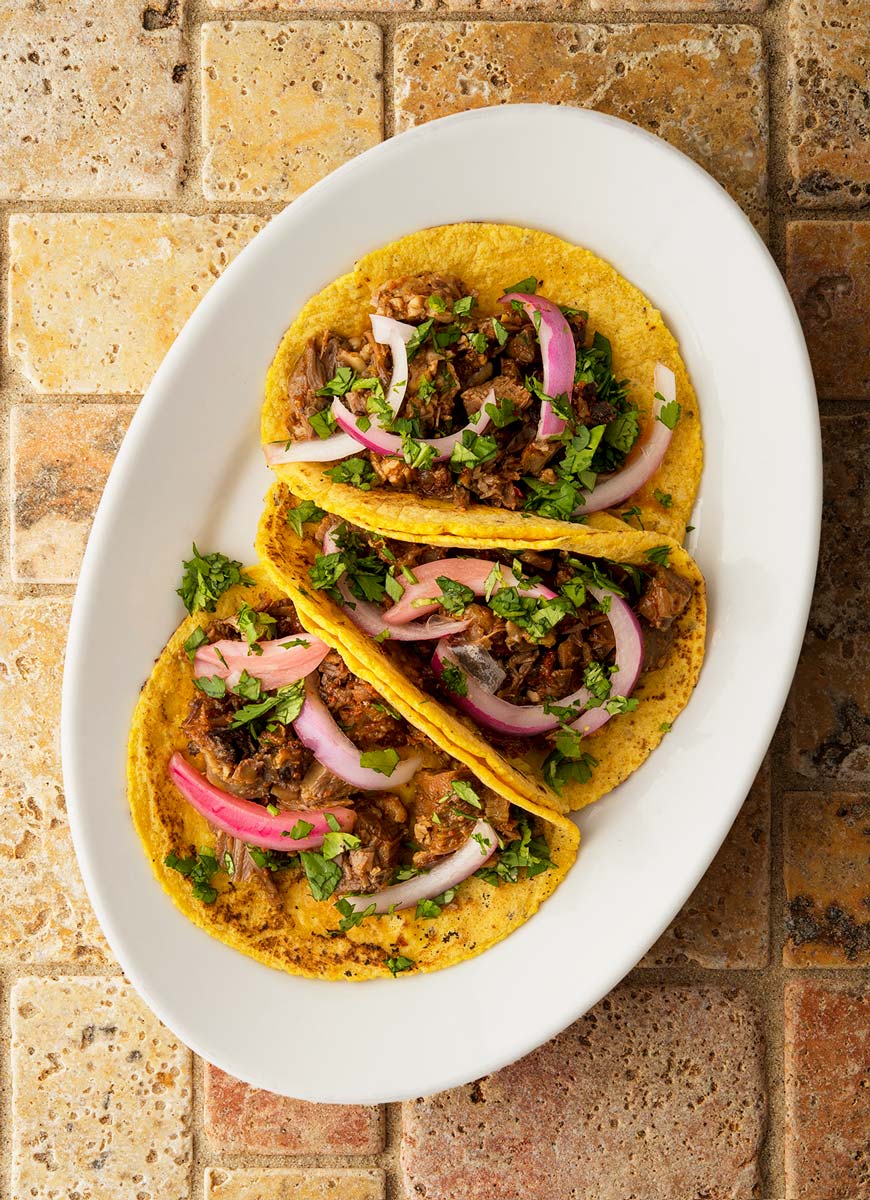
left=321, top=526, right=471, bottom=642
left=500, top=292, right=576, bottom=440
left=578, top=363, right=676, bottom=515
left=342, top=819, right=498, bottom=915
left=370, top=314, right=415, bottom=424
left=331, top=393, right=492, bottom=463
left=384, top=557, right=555, bottom=626
left=168, top=752, right=355, bottom=852
left=263, top=431, right=362, bottom=467
left=194, top=635, right=329, bottom=692
left=292, top=678, right=422, bottom=790
left=432, top=586, right=644, bottom=737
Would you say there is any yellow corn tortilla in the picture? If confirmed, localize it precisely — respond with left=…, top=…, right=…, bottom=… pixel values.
left=257, top=484, right=706, bottom=816
left=261, top=222, right=702, bottom=542
left=128, top=566, right=579, bottom=981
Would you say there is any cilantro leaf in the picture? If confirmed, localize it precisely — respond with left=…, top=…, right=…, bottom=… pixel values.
left=194, top=675, right=227, bottom=699
left=322, top=830, right=362, bottom=860
left=334, top=897, right=377, bottom=931
left=385, top=954, right=414, bottom=976
left=177, top=545, right=253, bottom=615
left=435, top=576, right=475, bottom=616
left=449, top=429, right=499, bottom=470
left=165, top=847, right=221, bottom=904
left=405, top=319, right=434, bottom=361
left=359, top=748, right=401, bottom=777
left=402, top=435, right=437, bottom=472
left=646, top=545, right=671, bottom=567
left=309, top=408, right=337, bottom=440
left=491, top=318, right=509, bottom=347
left=451, top=780, right=482, bottom=809
left=653, top=489, right=673, bottom=509
left=467, top=330, right=488, bottom=354
left=441, top=662, right=468, bottom=697
left=183, top=627, right=208, bottom=661
left=415, top=887, right=457, bottom=919
left=324, top=457, right=376, bottom=490
left=453, top=295, right=475, bottom=317
left=286, top=499, right=327, bottom=536
left=502, top=276, right=538, bottom=295
left=315, top=366, right=356, bottom=398
left=657, top=396, right=682, bottom=430
left=300, top=850, right=342, bottom=901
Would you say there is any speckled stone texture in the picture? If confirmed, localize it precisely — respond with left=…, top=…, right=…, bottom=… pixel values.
left=0, top=599, right=108, bottom=965
left=0, top=0, right=188, bottom=199
left=12, top=403, right=134, bottom=581
left=201, top=21, right=383, bottom=201
left=785, top=981, right=870, bottom=1198
left=790, top=413, right=868, bottom=780
left=784, top=792, right=870, bottom=966
left=787, top=0, right=870, bottom=207
left=401, top=985, right=766, bottom=1200
left=8, top=212, right=263, bottom=395
left=787, top=221, right=870, bottom=399
left=643, top=762, right=770, bottom=968
left=393, top=23, right=769, bottom=230
left=204, top=1065, right=384, bottom=1155
left=205, top=1168, right=386, bottom=1199
left=11, top=976, right=192, bottom=1199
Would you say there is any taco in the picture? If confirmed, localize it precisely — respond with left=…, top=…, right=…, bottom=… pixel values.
left=128, top=562, right=578, bottom=981
left=256, top=485, right=706, bottom=816
left=261, top=223, right=701, bottom=543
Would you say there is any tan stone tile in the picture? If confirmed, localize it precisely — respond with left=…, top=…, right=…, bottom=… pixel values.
left=643, top=761, right=770, bottom=968
left=8, top=213, right=264, bottom=394
left=394, top=23, right=768, bottom=230
left=787, top=0, right=870, bottom=207
left=783, top=793, right=870, bottom=966
left=790, top=414, right=869, bottom=780
left=402, top=985, right=766, bottom=1200
left=0, top=0, right=188, bottom=200
left=205, top=1168, right=386, bottom=1200
left=204, top=1064, right=384, bottom=1155
left=787, top=222, right=870, bottom=399
left=12, top=976, right=193, bottom=1199
left=12, top=403, right=134, bottom=582
left=0, top=599, right=109, bottom=965
left=201, top=21, right=382, bottom=202
left=785, top=981, right=870, bottom=1199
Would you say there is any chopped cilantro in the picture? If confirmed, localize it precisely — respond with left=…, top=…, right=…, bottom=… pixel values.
left=453, top=295, right=475, bottom=317
left=359, top=748, right=401, bottom=776
left=583, top=661, right=612, bottom=705
left=405, top=319, right=434, bottom=361
left=488, top=588, right=569, bottom=642
left=476, top=818, right=553, bottom=885
left=434, top=576, right=475, bottom=616
left=234, top=670, right=262, bottom=701
left=605, top=695, right=640, bottom=716
left=309, top=408, right=337, bottom=440
left=177, top=545, right=253, bottom=615
left=620, top=505, right=645, bottom=529
left=309, top=550, right=346, bottom=595
left=322, top=830, right=362, bottom=860
left=385, top=955, right=414, bottom=976
left=433, top=323, right=462, bottom=351
left=324, top=457, right=376, bottom=490
left=467, top=330, right=488, bottom=354
left=659, top=721, right=672, bottom=734
left=491, top=318, right=509, bottom=347
left=522, top=476, right=582, bottom=521
left=183, top=627, right=208, bottom=661
left=385, top=572, right=405, bottom=602
left=646, top=545, right=671, bottom=567
left=315, top=366, right=356, bottom=398
left=657, top=396, right=682, bottom=430
left=402, top=435, right=437, bottom=472
left=484, top=561, right=505, bottom=600
left=335, top=897, right=377, bottom=931
left=237, top=602, right=276, bottom=651
left=286, top=499, right=326, bottom=536
left=372, top=699, right=402, bottom=721
left=449, top=429, right=499, bottom=470
left=288, top=819, right=314, bottom=840
left=165, top=847, right=221, bottom=904
left=416, top=375, right=437, bottom=402
left=452, top=780, right=482, bottom=809
left=415, top=887, right=457, bottom=920
left=230, top=679, right=305, bottom=729
left=299, top=850, right=342, bottom=901
left=542, top=743, right=599, bottom=793
left=502, top=276, right=538, bottom=295
left=485, top=394, right=519, bottom=429
left=427, top=294, right=447, bottom=312
left=441, top=662, right=468, bottom=697
left=194, top=675, right=227, bottom=699
left=653, top=489, right=673, bottom=509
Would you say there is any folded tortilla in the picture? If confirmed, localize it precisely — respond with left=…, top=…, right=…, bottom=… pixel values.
left=128, top=566, right=578, bottom=981
left=256, top=483, right=706, bottom=817
left=261, top=222, right=702, bottom=542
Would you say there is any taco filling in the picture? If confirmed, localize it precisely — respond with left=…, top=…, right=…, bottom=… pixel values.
left=165, top=591, right=558, bottom=936
left=265, top=272, right=682, bottom=523
left=304, top=518, right=696, bottom=794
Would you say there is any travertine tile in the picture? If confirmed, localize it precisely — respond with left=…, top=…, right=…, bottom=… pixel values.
left=0, top=0, right=188, bottom=199
left=787, top=222, right=870, bottom=399
left=201, top=21, right=383, bottom=201
left=12, top=403, right=134, bottom=582
left=205, top=1168, right=386, bottom=1199
left=784, top=792, right=870, bottom=966
left=204, top=1065, right=384, bottom=1155
left=9, top=213, right=263, bottom=394
left=12, top=976, right=193, bottom=1199
left=402, top=985, right=766, bottom=1200
left=785, top=981, right=870, bottom=1199
left=791, top=414, right=869, bottom=780
left=394, top=23, right=768, bottom=230
left=787, top=0, right=870, bottom=207
left=0, top=599, right=109, bottom=964
left=643, top=761, right=770, bottom=968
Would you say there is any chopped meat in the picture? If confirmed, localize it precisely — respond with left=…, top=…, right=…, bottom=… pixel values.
left=499, top=358, right=523, bottom=383
left=299, top=761, right=353, bottom=808
left=565, top=311, right=588, bottom=347
left=208, top=598, right=302, bottom=644
left=589, top=398, right=618, bottom=426
left=411, top=769, right=477, bottom=868
left=417, top=464, right=455, bottom=499
left=461, top=374, right=531, bottom=418
left=466, top=465, right=523, bottom=509
left=461, top=604, right=508, bottom=652
left=454, top=354, right=494, bottom=390
left=640, top=623, right=678, bottom=672
left=522, top=649, right=574, bottom=704
left=338, top=794, right=407, bottom=893
left=214, top=830, right=280, bottom=906
left=504, top=329, right=537, bottom=364
left=519, top=438, right=561, bottom=475
left=636, top=566, right=694, bottom=630
left=517, top=550, right=555, bottom=572
left=405, top=351, right=460, bottom=432
left=556, top=629, right=594, bottom=675
left=317, top=650, right=406, bottom=748
left=479, top=787, right=519, bottom=842
left=282, top=331, right=347, bottom=440
left=373, top=273, right=469, bottom=323
left=369, top=455, right=417, bottom=490
left=587, top=614, right=617, bottom=661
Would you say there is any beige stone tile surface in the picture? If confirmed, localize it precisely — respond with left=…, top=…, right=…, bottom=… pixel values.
left=8, top=213, right=263, bottom=394
left=201, top=21, right=382, bottom=201
left=787, top=221, right=870, bottom=399
left=394, top=23, right=769, bottom=230
left=643, top=761, right=770, bottom=968
left=204, top=1064, right=384, bottom=1155
left=0, top=599, right=109, bottom=965
left=205, top=1168, right=386, bottom=1199
left=12, top=403, right=134, bottom=582
left=785, top=981, right=870, bottom=1199
left=787, top=0, right=870, bottom=207
left=11, top=975, right=193, bottom=1199
left=402, top=985, right=766, bottom=1200
left=784, top=792, right=870, bottom=965
left=0, top=0, right=188, bottom=199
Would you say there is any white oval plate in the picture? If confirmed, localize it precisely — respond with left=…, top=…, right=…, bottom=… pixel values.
left=63, top=106, right=819, bottom=1103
